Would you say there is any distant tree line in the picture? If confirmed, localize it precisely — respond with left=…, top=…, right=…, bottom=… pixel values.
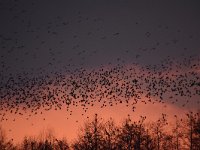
left=0, top=111, right=199, bottom=150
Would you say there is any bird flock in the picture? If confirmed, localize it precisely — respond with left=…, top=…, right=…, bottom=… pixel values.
left=0, top=0, right=200, bottom=122
left=0, top=56, right=200, bottom=121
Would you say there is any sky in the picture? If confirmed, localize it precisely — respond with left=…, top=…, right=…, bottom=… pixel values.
left=0, top=0, right=200, bottom=144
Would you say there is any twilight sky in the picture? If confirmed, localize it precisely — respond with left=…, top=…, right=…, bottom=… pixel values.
left=0, top=0, right=200, bottom=75
left=0, top=0, right=200, bottom=144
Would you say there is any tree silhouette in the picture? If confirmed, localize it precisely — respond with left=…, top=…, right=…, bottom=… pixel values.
left=0, top=125, right=7, bottom=150
left=117, top=116, right=154, bottom=150
left=102, top=117, right=119, bottom=150
left=193, top=112, right=200, bottom=149
left=21, top=128, right=69, bottom=150
left=55, top=138, right=69, bottom=150
left=72, top=114, right=105, bottom=150
left=0, top=111, right=199, bottom=149
left=149, top=114, right=169, bottom=150
left=184, top=111, right=200, bottom=150
left=171, top=115, right=185, bottom=150
left=0, top=125, right=16, bottom=150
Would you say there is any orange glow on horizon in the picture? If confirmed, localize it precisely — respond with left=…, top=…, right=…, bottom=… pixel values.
left=0, top=97, right=195, bottom=144
left=0, top=63, right=199, bottom=144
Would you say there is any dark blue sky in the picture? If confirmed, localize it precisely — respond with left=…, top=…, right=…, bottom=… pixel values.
left=0, top=0, right=200, bottom=77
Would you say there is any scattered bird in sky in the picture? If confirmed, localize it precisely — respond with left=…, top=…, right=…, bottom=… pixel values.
left=0, top=0, right=199, bottom=122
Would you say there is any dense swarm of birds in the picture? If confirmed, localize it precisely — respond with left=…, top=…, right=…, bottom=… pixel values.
left=0, top=56, right=200, bottom=121
left=0, top=0, right=200, bottom=121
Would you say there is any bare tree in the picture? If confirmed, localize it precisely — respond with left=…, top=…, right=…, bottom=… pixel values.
left=72, top=114, right=105, bottom=150
left=0, top=125, right=7, bottom=150
left=0, top=125, right=16, bottom=150
left=171, top=115, right=185, bottom=150
left=193, top=111, right=200, bottom=150
left=55, top=138, right=69, bottom=150
left=117, top=116, right=152, bottom=150
left=149, top=114, right=168, bottom=150
left=102, top=117, right=120, bottom=150
left=184, top=111, right=200, bottom=150
left=21, top=128, right=69, bottom=150
left=143, top=128, right=155, bottom=150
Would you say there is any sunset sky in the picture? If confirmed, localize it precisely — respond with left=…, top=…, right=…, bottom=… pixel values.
left=0, top=0, right=200, bottom=144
